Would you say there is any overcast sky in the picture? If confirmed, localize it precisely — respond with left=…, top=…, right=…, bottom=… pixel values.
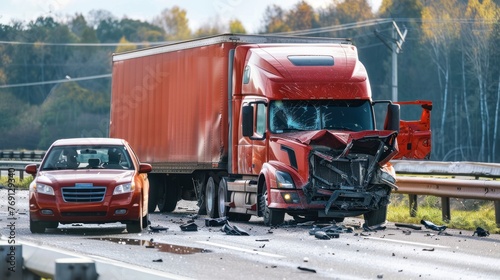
left=1, top=0, right=382, bottom=34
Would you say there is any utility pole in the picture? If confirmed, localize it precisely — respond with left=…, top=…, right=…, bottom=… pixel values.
left=375, top=21, right=407, bottom=101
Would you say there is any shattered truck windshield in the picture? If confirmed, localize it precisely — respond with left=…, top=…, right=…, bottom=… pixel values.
left=269, top=100, right=374, bottom=133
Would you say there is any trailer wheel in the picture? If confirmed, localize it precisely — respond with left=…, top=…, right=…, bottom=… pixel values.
left=259, top=183, right=285, bottom=226
left=157, top=180, right=178, bottom=213
left=148, top=178, right=159, bottom=213
left=205, top=176, right=219, bottom=218
left=218, top=178, right=229, bottom=218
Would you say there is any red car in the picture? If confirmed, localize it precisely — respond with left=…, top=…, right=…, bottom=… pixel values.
left=25, top=138, right=152, bottom=234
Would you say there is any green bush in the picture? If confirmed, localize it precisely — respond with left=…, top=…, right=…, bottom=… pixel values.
left=388, top=196, right=499, bottom=234
left=0, top=176, right=33, bottom=189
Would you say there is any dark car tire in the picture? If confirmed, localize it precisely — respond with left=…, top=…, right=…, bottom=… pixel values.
left=30, top=220, right=46, bottom=234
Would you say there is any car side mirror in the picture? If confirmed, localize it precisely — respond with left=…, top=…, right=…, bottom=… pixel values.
left=139, top=163, right=152, bottom=173
left=25, top=164, right=38, bottom=175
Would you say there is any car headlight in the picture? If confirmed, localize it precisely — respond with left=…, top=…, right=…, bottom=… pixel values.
left=113, top=182, right=134, bottom=195
left=276, top=171, right=295, bottom=189
left=36, top=183, right=55, bottom=195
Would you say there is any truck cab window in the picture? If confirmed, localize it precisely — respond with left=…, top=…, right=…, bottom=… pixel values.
left=270, top=100, right=374, bottom=133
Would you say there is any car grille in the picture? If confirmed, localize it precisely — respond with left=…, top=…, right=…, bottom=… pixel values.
left=61, top=186, right=106, bottom=202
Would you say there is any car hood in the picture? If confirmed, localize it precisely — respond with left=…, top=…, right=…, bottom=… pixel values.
left=36, top=169, right=135, bottom=186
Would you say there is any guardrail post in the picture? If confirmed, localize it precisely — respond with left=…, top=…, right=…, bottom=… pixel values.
left=55, top=258, right=98, bottom=280
left=441, top=197, right=451, bottom=222
left=495, top=201, right=500, bottom=228
left=409, top=194, right=418, bottom=217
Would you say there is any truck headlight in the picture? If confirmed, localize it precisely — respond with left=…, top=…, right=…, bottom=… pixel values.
left=113, top=183, right=134, bottom=195
left=36, top=183, right=55, bottom=195
left=276, top=171, right=295, bottom=189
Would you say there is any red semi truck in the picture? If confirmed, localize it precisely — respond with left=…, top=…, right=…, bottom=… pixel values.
left=110, top=34, right=431, bottom=227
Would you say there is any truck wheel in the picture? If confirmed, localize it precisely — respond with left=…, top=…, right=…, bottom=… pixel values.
left=205, top=176, right=219, bottom=218
left=157, top=182, right=178, bottom=213
left=30, top=220, right=46, bottom=233
left=228, top=213, right=252, bottom=222
left=363, top=205, right=388, bottom=227
left=218, top=178, right=229, bottom=218
left=259, top=183, right=285, bottom=226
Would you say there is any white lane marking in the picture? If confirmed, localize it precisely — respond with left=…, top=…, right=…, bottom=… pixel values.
left=197, top=241, right=286, bottom=258
left=363, top=236, right=449, bottom=248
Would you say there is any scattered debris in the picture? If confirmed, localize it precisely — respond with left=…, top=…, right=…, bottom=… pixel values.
left=205, top=216, right=228, bottom=227
left=180, top=222, right=198, bottom=232
left=152, top=259, right=163, bottom=262
left=363, top=223, right=386, bottom=232
left=314, top=231, right=331, bottom=240
left=422, top=248, right=435, bottom=252
left=420, top=220, right=447, bottom=232
left=402, top=230, right=411, bottom=235
left=149, top=225, right=168, bottom=233
left=256, top=239, right=269, bottom=242
left=221, top=222, right=249, bottom=236
left=395, top=223, right=422, bottom=230
left=473, top=227, right=490, bottom=237
left=297, top=266, right=316, bottom=273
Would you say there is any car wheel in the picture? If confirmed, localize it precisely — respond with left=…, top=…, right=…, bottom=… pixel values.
left=205, top=176, right=219, bottom=218
left=259, top=183, right=285, bottom=226
left=30, top=220, right=46, bottom=234
left=127, top=199, right=144, bottom=233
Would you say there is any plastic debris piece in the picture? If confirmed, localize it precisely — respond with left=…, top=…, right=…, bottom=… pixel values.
left=180, top=222, right=198, bottom=232
left=473, top=227, right=490, bottom=237
left=395, top=223, right=422, bottom=230
left=420, top=220, right=447, bottom=232
left=297, top=266, right=317, bottom=273
left=205, top=216, right=228, bottom=227
left=314, top=231, right=330, bottom=240
left=221, top=222, right=249, bottom=236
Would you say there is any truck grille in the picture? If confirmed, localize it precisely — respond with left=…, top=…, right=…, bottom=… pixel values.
left=61, top=187, right=106, bottom=202
left=310, top=152, right=369, bottom=189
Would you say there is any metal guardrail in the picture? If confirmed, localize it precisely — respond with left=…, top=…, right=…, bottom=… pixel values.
left=392, top=160, right=500, bottom=226
left=0, top=150, right=45, bottom=160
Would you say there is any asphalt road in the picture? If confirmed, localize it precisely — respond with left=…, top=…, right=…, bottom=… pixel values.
left=1, top=189, right=499, bottom=279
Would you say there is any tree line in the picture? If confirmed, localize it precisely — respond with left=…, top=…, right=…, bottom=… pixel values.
left=0, top=0, right=499, bottom=163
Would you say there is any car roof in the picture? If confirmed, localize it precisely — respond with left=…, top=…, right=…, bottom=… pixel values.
left=51, top=138, right=127, bottom=147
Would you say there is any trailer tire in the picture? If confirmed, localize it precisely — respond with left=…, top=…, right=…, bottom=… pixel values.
left=158, top=184, right=178, bottom=213
left=148, top=178, right=159, bottom=213
left=205, top=176, right=219, bottom=218
left=218, top=178, right=229, bottom=218
left=259, top=183, right=285, bottom=226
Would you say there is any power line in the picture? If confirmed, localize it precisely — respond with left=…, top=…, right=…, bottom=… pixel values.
left=0, top=74, right=111, bottom=88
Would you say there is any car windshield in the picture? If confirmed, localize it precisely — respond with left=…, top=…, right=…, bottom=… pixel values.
left=41, top=145, right=133, bottom=170
left=269, top=100, right=374, bottom=133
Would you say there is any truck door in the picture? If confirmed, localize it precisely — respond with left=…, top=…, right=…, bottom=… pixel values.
left=394, top=100, right=432, bottom=160
left=240, top=101, right=268, bottom=175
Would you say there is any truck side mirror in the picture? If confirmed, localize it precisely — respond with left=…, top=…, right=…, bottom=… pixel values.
left=384, top=103, right=400, bottom=132
left=242, top=105, right=254, bottom=137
